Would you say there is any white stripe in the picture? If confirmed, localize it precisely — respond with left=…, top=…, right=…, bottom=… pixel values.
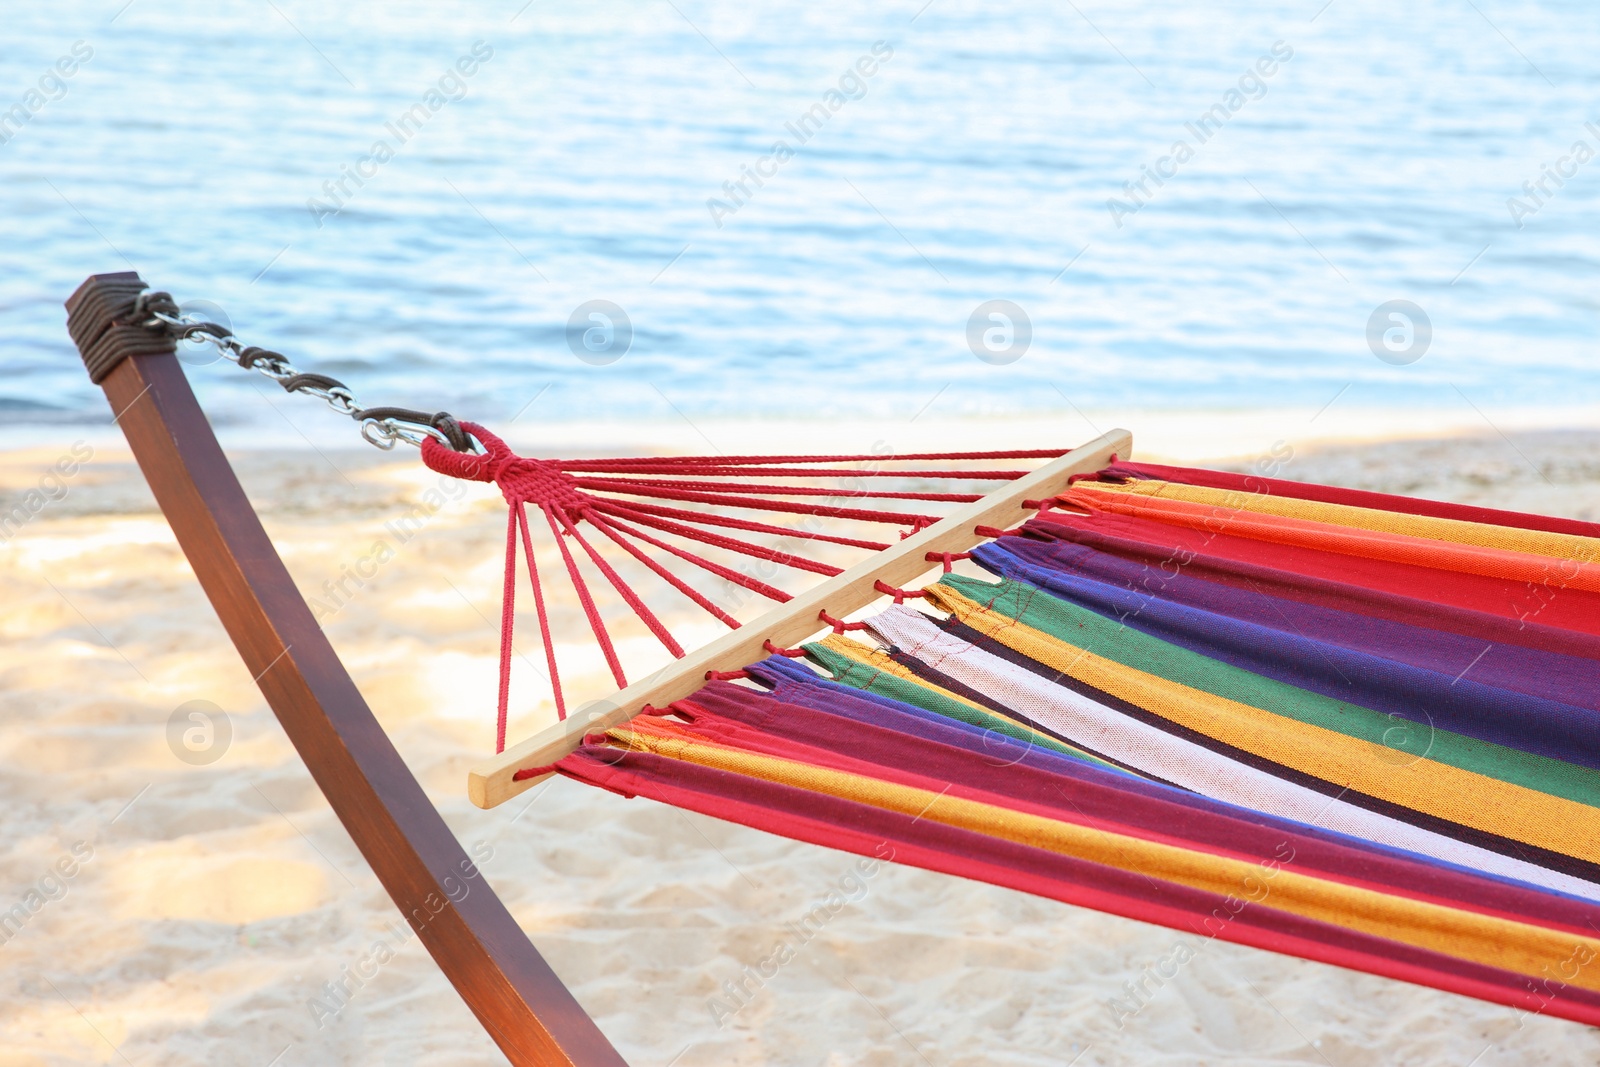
left=864, top=605, right=1600, bottom=903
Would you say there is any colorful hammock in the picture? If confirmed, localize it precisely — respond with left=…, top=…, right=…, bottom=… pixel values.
left=67, top=274, right=1600, bottom=1061
left=537, top=462, right=1600, bottom=1028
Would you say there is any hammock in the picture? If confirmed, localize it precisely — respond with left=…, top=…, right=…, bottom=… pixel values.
left=67, top=272, right=1600, bottom=1064
left=532, top=465, right=1600, bottom=1027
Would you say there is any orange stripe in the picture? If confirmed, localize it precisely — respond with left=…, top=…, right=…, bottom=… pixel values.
left=1065, top=486, right=1600, bottom=593
left=1089, top=477, right=1600, bottom=562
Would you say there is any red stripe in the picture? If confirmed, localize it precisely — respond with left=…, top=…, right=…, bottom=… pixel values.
left=563, top=747, right=1600, bottom=1026
left=669, top=688, right=1600, bottom=937
left=1022, top=514, right=1600, bottom=659
left=1112, top=461, right=1600, bottom=538
left=1026, top=509, right=1600, bottom=637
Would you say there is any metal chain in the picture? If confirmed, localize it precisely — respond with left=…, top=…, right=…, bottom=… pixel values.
left=131, top=290, right=475, bottom=452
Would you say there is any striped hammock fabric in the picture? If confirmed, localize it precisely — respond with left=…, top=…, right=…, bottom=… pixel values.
left=550, top=462, right=1600, bottom=1026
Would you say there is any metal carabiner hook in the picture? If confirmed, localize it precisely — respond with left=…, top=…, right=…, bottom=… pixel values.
left=359, top=419, right=400, bottom=450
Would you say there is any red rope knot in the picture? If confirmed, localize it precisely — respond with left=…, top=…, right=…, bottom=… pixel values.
left=817, top=610, right=868, bottom=633
left=762, top=639, right=808, bottom=658
left=873, top=579, right=926, bottom=604
left=925, top=551, right=972, bottom=573
left=898, top=515, right=938, bottom=540
left=500, top=460, right=589, bottom=514
left=421, top=421, right=588, bottom=512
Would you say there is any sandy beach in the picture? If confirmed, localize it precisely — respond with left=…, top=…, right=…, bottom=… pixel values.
left=5, top=424, right=1600, bottom=1066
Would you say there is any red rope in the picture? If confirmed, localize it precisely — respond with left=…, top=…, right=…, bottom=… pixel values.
left=574, top=474, right=981, bottom=506
left=543, top=502, right=628, bottom=691
left=512, top=762, right=561, bottom=781
left=556, top=447, right=1067, bottom=469
left=570, top=464, right=1031, bottom=481
left=873, top=579, right=927, bottom=604
left=580, top=478, right=949, bottom=523
left=419, top=421, right=1090, bottom=750
left=493, top=507, right=519, bottom=749
left=514, top=503, right=563, bottom=730
left=582, top=510, right=794, bottom=603
left=589, top=497, right=890, bottom=551
left=818, top=610, right=868, bottom=633
left=582, top=509, right=742, bottom=628
left=589, top=499, right=843, bottom=577
left=556, top=506, right=684, bottom=658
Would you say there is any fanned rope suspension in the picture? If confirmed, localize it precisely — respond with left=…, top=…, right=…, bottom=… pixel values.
left=421, top=422, right=1077, bottom=752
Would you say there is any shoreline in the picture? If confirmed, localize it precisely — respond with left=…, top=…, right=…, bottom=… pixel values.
left=11, top=402, right=1600, bottom=466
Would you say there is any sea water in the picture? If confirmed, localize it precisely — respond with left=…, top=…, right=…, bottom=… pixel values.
left=3, top=0, right=1596, bottom=438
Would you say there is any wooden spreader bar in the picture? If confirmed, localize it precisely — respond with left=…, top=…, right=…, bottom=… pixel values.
left=468, top=428, right=1132, bottom=809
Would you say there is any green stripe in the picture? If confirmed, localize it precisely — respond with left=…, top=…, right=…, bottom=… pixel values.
left=938, top=573, right=1600, bottom=809
left=801, top=641, right=1127, bottom=774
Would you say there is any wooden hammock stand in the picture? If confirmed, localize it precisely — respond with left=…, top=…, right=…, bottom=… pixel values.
left=67, top=271, right=1130, bottom=1065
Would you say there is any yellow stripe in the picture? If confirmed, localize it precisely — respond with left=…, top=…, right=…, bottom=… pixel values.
left=814, top=634, right=994, bottom=713
left=923, top=584, right=1600, bottom=865
left=612, top=724, right=1600, bottom=989
left=1083, top=479, right=1600, bottom=564
left=811, top=635, right=1138, bottom=776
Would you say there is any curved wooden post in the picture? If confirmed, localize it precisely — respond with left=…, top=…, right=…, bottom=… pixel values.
left=66, top=273, right=627, bottom=1067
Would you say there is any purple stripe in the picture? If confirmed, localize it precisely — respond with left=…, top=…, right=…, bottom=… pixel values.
left=973, top=539, right=1600, bottom=770
left=998, top=533, right=1600, bottom=705
left=1025, top=515, right=1600, bottom=659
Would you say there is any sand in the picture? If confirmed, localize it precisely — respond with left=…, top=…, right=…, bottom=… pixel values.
left=4, top=425, right=1600, bottom=1066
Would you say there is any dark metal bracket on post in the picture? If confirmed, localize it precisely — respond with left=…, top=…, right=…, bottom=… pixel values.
left=65, top=272, right=627, bottom=1067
